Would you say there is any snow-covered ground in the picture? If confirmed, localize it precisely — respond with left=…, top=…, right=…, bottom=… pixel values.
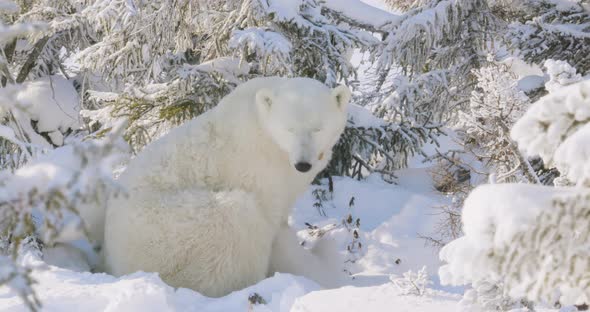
left=0, top=176, right=463, bottom=312
left=0, top=267, right=460, bottom=312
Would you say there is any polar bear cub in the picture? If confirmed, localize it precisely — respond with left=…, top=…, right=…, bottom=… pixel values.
left=100, top=77, right=351, bottom=297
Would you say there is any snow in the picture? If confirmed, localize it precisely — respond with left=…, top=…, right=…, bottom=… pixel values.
left=0, top=120, right=127, bottom=248
left=543, top=59, right=583, bottom=93
left=0, top=266, right=320, bottom=312
left=292, top=174, right=445, bottom=279
left=511, top=79, right=590, bottom=168
left=360, top=0, right=394, bottom=12
left=0, top=124, right=23, bottom=146
left=447, top=184, right=575, bottom=258
left=9, top=145, right=83, bottom=194
left=324, top=0, right=401, bottom=27
left=292, top=284, right=460, bottom=312
left=517, top=75, right=545, bottom=93
left=500, top=56, right=544, bottom=78
left=464, top=185, right=574, bottom=246
left=439, top=183, right=580, bottom=285
left=229, top=29, right=292, bottom=60
left=264, top=0, right=400, bottom=30
left=0, top=266, right=462, bottom=312
left=547, top=0, right=583, bottom=12
left=2, top=0, right=587, bottom=310
left=16, top=76, right=80, bottom=133
left=347, top=104, right=387, bottom=127
left=439, top=183, right=590, bottom=306
left=9, top=75, right=81, bottom=147
left=265, top=0, right=311, bottom=27
left=0, top=0, right=17, bottom=13
left=5, top=133, right=123, bottom=201
left=554, top=123, right=590, bottom=185
left=439, top=185, right=536, bottom=286
left=179, top=57, right=251, bottom=84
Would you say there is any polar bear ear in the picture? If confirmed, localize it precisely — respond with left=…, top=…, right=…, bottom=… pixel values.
left=255, top=88, right=274, bottom=113
left=332, top=85, right=351, bottom=111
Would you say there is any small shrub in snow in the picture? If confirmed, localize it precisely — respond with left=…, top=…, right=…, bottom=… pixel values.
left=420, top=150, right=471, bottom=247
left=390, top=266, right=432, bottom=296
left=311, top=187, right=331, bottom=217
left=343, top=197, right=362, bottom=262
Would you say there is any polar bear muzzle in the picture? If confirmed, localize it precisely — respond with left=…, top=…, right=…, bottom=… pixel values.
left=294, top=162, right=312, bottom=172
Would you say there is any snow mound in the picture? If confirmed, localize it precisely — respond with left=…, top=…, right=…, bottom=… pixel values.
left=292, top=284, right=460, bottom=312
left=0, top=267, right=320, bottom=312
left=0, top=263, right=463, bottom=312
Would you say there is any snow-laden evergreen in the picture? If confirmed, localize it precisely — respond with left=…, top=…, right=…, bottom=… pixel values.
left=440, top=78, right=590, bottom=307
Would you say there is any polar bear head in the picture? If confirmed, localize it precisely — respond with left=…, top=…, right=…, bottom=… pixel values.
left=255, top=78, right=351, bottom=173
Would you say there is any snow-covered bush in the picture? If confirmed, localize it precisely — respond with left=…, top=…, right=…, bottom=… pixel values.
left=504, top=0, right=590, bottom=75
left=458, top=59, right=536, bottom=183
left=511, top=79, right=590, bottom=186
left=0, top=247, right=38, bottom=310
left=3, top=75, right=81, bottom=148
left=459, top=280, right=533, bottom=312
left=73, top=0, right=476, bottom=182
left=327, top=109, right=441, bottom=182
left=373, top=0, right=495, bottom=122
left=77, top=0, right=437, bottom=180
left=344, top=0, right=498, bottom=181
left=544, top=59, right=583, bottom=93
left=439, top=79, right=590, bottom=306
left=0, top=0, right=93, bottom=154
left=0, top=4, right=129, bottom=304
left=0, top=117, right=127, bottom=309
left=390, top=266, right=432, bottom=296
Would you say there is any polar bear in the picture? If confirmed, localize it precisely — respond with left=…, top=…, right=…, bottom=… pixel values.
left=97, top=77, right=351, bottom=297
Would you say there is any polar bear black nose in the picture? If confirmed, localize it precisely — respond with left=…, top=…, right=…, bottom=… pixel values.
left=294, top=162, right=312, bottom=172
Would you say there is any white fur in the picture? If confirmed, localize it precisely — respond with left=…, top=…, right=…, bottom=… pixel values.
left=97, top=77, right=350, bottom=297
